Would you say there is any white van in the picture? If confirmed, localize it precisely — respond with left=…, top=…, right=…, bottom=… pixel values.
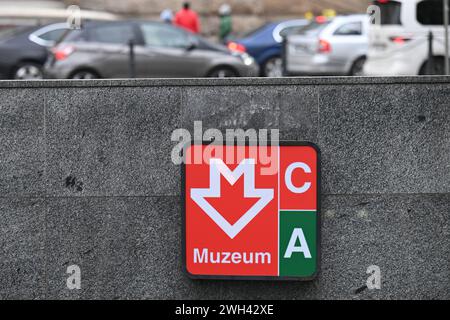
left=364, top=0, right=450, bottom=76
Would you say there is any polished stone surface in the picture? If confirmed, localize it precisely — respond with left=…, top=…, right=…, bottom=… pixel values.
left=0, top=77, right=449, bottom=299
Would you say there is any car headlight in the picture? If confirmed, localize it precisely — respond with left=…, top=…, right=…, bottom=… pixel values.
left=239, top=53, right=255, bottom=66
left=230, top=51, right=255, bottom=66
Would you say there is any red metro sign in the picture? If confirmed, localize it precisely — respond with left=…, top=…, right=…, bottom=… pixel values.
left=183, top=142, right=320, bottom=280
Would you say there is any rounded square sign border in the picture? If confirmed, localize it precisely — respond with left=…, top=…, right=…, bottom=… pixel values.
left=181, top=141, right=321, bottom=281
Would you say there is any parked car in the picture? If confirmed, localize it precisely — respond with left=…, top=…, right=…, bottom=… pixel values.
left=0, top=23, right=69, bottom=79
left=364, top=0, right=450, bottom=76
left=227, top=19, right=309, bottom=77
left=44, top=21, right=259, bottom=79
left=286, top=15, right=369, bottom=76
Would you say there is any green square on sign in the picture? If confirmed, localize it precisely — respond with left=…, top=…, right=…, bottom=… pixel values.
left=279, top=211, right=317, bottom=278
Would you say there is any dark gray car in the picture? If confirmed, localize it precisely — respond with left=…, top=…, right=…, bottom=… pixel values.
left=44, top=21, right=259, bottom=79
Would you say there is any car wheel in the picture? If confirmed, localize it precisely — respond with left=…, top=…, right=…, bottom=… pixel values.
left=349, top=57, right=366, bottom=76
left=207, top=67, right=238, bottom=78
left=13, top=62, right=44, bottom=80
left=419, top=57, right=445, bottom=75
left=263, top=56, right=283, bottom=77
left=70, top=70, right=99, bottom=79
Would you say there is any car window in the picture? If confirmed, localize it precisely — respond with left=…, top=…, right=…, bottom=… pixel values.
left=140, top=24, right=189, bottom=48
left=334, top=22, right=362, bottom=36
left=39, top=28, right=67, bottom=42
left=417, top=0, right=450, bottom=25
left=89, top=24, right=136, bottom=44
left=373, top=0, right=402, bottom=25
left=60, top=29, right=86, bottom=43
left=297, top=21, right=331, bottom=36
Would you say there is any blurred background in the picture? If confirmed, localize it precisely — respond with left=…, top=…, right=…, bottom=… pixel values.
left=0, top=0, right=448, bottom=79
left=0, top=0, right=369, bottom=36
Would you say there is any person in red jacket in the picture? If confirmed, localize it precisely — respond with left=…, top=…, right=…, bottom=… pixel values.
left=174, top=2, right=200, bottom=34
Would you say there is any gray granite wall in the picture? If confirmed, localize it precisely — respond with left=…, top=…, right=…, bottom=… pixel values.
left=0, top=77, right=449, bottom=299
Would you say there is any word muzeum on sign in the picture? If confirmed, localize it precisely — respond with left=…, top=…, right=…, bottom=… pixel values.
left=183, top=142, right=320, bottom=280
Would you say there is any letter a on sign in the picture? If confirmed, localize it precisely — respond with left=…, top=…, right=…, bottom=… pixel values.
left=183, top=142, right=320, bottom=280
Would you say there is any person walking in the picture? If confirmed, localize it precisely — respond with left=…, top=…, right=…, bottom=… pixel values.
left=160, top=9, right=174, bottom=24
left=218, top=4, right=232, bottom=43
left=174, top=2, right=200, bottom=34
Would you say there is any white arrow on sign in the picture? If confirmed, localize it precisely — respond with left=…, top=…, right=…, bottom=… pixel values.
left=191, top=158, right=274, bottom=239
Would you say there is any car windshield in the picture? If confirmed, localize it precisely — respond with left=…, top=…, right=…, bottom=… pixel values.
left=296, top=21, right=331, bottom=36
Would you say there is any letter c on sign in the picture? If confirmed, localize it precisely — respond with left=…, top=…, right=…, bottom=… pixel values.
left=285, top=162, right=311, bottom=194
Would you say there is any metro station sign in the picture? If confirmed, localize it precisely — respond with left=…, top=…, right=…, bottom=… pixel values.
left=183, top=142, right=320, bottom=280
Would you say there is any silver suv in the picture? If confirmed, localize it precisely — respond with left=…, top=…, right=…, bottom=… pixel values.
left=286, top=15, right=369, bottom=76
left=45, top=21, right=259, bottom=79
